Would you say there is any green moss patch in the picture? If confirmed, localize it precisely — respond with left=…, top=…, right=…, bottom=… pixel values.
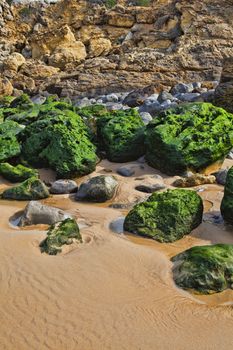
left=220, top=166, right=233, bottom=224
left=124, top=189, right=203, bottom=242
left=171, top=244, right=233, bottom=294
left=2, top=176, right=49, bottom=200
left=40, top=218, right=82, bottom=255
left=146, top=103, right=233, bottom=175
left=0, top=121, right=23, bottom=162
left=0, top=162, right=38, bottom=182
left=20, top=110, right=97, bottom=178
left=97, top=109, right=145, bottom=162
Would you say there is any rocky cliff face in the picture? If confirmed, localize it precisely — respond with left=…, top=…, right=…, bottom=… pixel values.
left=0, top=0, right=233, bottom=98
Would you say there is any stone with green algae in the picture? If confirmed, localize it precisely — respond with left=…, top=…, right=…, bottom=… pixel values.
left=171, top=244, right=233, bottom=294
left=0, top=162, right=38, bottom=183
left=146, top=103, right=233, bottom=175
left=0, top=120, right=23, bottom=162
left=3, top=94, right=75, bottom=126
left=20, top=110, right=97, bottom=178
left=220, top=166, right=233, bottom=224
left=123, top=189, right=203, bottom=243
left=97, top=108, right=145, bottom=162
left=40, top=218, right=82, bottom=255
left=1, top=176, right=49, bottom=200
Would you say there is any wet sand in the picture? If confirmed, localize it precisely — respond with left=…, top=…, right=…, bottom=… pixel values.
left=0, top=159, right=233, bottom=349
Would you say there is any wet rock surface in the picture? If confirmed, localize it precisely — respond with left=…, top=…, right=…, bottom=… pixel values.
left=172, top=244, right=233, bottom=294
left=76, top=175, right=118, bottom=202
left=2, top=177, right=49, bottom=200
left=50, top=179, right=78, bottom=194
left=19, top=200, right=72, bottom=226
left=40, top=218, right=82, bottom=255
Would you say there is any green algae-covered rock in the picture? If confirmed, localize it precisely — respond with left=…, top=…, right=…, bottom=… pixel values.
left=97, top=109, right=145, bottom=162
left=220, top=166, right=233, bottom=224
left=77, top=104, right=108, bottom=119
left=124, top=189, right=203, bottom=242
left=0, top=120, right=23, bottom=162
left=20, top=111, right=97, bottom=178
left=40, top=218, right=82, bottom=255
left=0, top=96, right=15, bottom=108
left=146, top=103, right=233, bottom=175
left=0, top=162, right=38, bottom=182
left=171, top=244, right=233, bottom=294
left=2, top=176, right=49, bottom=200
left=3, top=94, right=74, bottom=126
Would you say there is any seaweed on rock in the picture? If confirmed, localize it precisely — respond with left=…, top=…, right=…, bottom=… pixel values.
left=40, top=218, right=82, bottom=255
left=97, top=108, right=145, bottom=162
left=220, top=166, right=233, bottom=224
left=146, top=103, right=233, bottom=175
left=2, top=176, right=49, bottom=200
left=20, top=110, right=97, bottom=178
left=0, top=120, right=23, bottom=162
left=0, top=162, right=38, bottom=182
left=171, top=244, right=233, bottom=294
left=124, top=189, right=203, bottom=242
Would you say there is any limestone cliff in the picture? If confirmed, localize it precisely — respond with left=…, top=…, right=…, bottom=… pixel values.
left=0, top=0, right=232, bottom=98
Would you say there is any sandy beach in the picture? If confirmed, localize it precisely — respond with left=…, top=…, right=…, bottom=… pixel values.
left=0, top=159, right=233, bottom=350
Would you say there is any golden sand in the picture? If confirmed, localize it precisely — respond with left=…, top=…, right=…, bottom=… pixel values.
left=0, top=160, right=233, bottom=349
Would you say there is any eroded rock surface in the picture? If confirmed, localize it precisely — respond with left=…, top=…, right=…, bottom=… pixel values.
left=0, top=0, right=232, bottom=97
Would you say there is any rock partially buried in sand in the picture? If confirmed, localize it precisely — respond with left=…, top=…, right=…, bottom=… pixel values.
left=173, top=174, right=216, bottom=188
left=124, top=189, right=203, bottom=243
left=135, top=183, right=165, bottom=193
left=76, top=175, right=118, bottom=202
left=40, top=218, right=82, bottom=255
left=19, top=201, right=72, bottom=226
left=220, top=167, right=233, bottom=225
left=50, top=179, right=78, bottom=194
left=146, top=103, right=233, bottom=175
left=117, top=166, right=135, bottom=177
left=0, top=162, right=38, bottom=183
left=2, top=177, right=49, bottom=200
left=171, top=244, right=233, bottom=294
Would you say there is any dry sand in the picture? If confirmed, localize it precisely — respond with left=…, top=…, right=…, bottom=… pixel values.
left=0, top=159, right=233, bottom=350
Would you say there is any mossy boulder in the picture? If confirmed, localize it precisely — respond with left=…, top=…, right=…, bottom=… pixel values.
left=40, top=218, right=82, bottom=255
left=2, top=94, right=74, bottom=126
left=171, top=244, right=233, bottom=294
left=97, top=109, right=145, bottom=162
left=2, top=177, right=49, bottom=200
left=77, top=104, right=108, bottom=119
left=220, top=166, right=233, bottom=224
left=124, top=189, right=203, bottom=242
left=20, top=111, right=97, bottom=178
left=146, top=103, right=233, bottom=175
left=0, top=120, right=23, bottom=162
left=0, top=162, right=38, bottom=182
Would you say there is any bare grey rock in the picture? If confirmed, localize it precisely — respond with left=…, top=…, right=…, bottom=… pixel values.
left=19, top=201, right=72, bottom=226
left=76, top=175, right=118, bottom=202
left=50, top=179, right=78, bottom=194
